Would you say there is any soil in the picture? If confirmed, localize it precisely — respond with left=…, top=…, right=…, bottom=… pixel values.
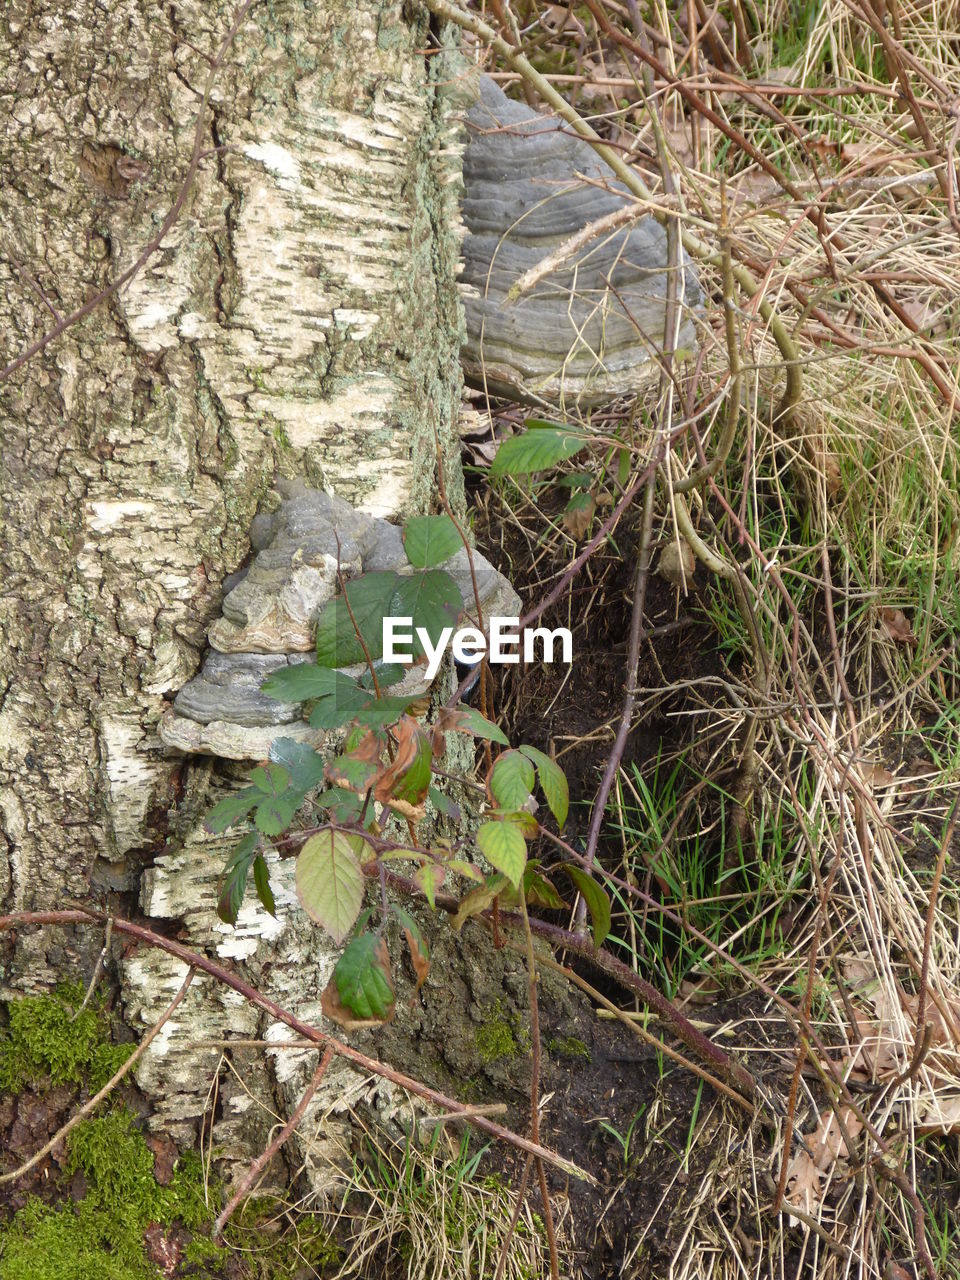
left=455, top=477, right=766, bottom=1276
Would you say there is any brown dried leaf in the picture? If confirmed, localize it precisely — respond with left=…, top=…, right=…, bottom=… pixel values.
left=562, top=492, right=596, bottom=540
left=783, top=1150, right=823, bottom=1220
left=809, top=445, right=843, bottom=499
left=880, top=607, right=917, bottom=646
left=809, top=1105, right=863, bottom=1170
left=860, top=762, right=895, bottom=789
left=403, top=926, right=430, bottom=996
left=915, top=1091, right=960, bottom=1134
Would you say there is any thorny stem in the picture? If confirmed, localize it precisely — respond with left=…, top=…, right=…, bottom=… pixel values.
left=432, top=426, right=494, bottom=770
left=576, top=38, right=680, bottom=929
left=518, top=893, right=560, bottom=1280
left=334, top=536, right=381, bottom=699
left=531, top=947, right=753, bottom=1112
left=521, top=915, right=757, bottom=1104
left=0, top=909, right=595, bottom=1186
left=378, top=861, right=757, bottom=1104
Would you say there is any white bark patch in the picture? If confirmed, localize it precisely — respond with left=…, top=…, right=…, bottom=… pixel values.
left=243, top=141, right=301, bottom=185
left=99, top=715, right=165, bottom=857
left=87, top=500, right=155, bottom=532
left=332, top=308, right=380, bottom=339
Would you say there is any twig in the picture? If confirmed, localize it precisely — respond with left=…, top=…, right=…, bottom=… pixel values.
left=519, top=894, right=559, bottom=1280
left=0, top=909, right=595, bottom=1186
left=214, top=1045, right=335, bottom=1238
left=914, top=798, right=959, bottom=1043
left=72, top=917, right=113, bottom=1020
left=533, top=947, right=753, bottom=1111
left=574, top=31, right=683, bottom=931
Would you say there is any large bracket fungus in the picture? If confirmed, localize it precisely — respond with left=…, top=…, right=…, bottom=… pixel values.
left=461, top=76, right=702, bottom=408
left=159, top=481, right=520, bottom=761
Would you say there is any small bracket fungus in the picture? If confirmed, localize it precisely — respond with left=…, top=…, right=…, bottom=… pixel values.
left=159, top=481, right=519, bottom=760
left=460, top=76, right=702, bottom=407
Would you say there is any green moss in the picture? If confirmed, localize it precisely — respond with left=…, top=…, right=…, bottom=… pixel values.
left=0, top=1113, right=215, bottom=1280
left=0, top=988, right=218, bottom=1280
left=0, top=984, right=132, bottom=1094
left=216, top=1198, right=341, bottom=1278
left=546, top=1035, right=591, bottom=1062
left=475, top=1017, right=517, bottom=1063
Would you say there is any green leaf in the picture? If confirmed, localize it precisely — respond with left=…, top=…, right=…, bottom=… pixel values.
left=561, top=865, right=611, bottom=949
left=324, top=753, right=379, bottom=793
left=316, top=787, right=364, bottom=823
left=314, top=571, right=400, bottom=668
left=269, top=738, right=327, bottom=791
left=390, top=570, right=461, bottom=660
left=251, top=764, right=305, bottom=837
left=446, top=858, right=483, bottom=883
left=261, top=663, right=341, bottom=703
left=307, top=673, right=372, bottom=729
left=216, top=832, right=259, bottom=925
left=451, top=873, right=509, bottom=930
left=413, top=863, right=445, bottom=909
left=394, top=904, right=429, bottom=960
left=439, top=705, right=509, bottom=746
left=352, top=693, right=418, bottom=729
left=359, top=663, right=407, bottom=690
left=518, top=745, right=569, bottom=829
left=333, top=933, right=396, bottom=1021
left=428, top=785, right=461, bottom=822
left=205, top=787, right=261, bottom=835
left=522, top=865, right=565, bottom=910
left=296, top=830, right=366, bottom=943
left=489, top=751, right=535, bottom=812
left=476, top=819, right=527, bottom=888
left=554, top=472, right=594, bottom=490
left=488, top=808, right=539, bottom=838
left=253, top=854, right=277, bottom=917
left=490, top=427, right=589, bottom=478
left=402, top=515, right=463, bottom=569
left=384, top=725, right=432, bottom=808
left=616, top=447, right=631, bottom=488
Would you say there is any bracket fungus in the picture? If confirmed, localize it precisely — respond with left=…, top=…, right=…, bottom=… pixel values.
left=461, top=76, right=701, bottom=407
left=159, top=481, right=519, bottom=760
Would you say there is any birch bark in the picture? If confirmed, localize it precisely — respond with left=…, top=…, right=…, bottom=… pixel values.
left=0, top=0, right=468, bottom=1169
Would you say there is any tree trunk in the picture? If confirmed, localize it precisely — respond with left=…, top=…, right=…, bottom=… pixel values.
left=0, top=0, right=469, bottom=1165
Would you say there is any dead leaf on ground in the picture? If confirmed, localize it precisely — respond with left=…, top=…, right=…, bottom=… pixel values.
left=915, top=1091, right=960, bottom=1134
left=562, top=492, right=596, bottom=539
left=783, top=1149, right=823, bottom=1221
left=879, top=607, right=917, bottom=646
left=809, top=1105, right=863, bottom=1170
left=859, top=761, right=896, bottom=789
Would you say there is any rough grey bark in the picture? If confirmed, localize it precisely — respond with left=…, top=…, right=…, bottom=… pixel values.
left=0, top=0, right=472, bottom=1168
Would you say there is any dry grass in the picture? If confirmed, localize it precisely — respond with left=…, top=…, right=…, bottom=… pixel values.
left=460, top=0, right=960, bottom=1274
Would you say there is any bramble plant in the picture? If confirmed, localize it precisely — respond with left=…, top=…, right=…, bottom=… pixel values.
left=204, top=457, right=610, bottom=1030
